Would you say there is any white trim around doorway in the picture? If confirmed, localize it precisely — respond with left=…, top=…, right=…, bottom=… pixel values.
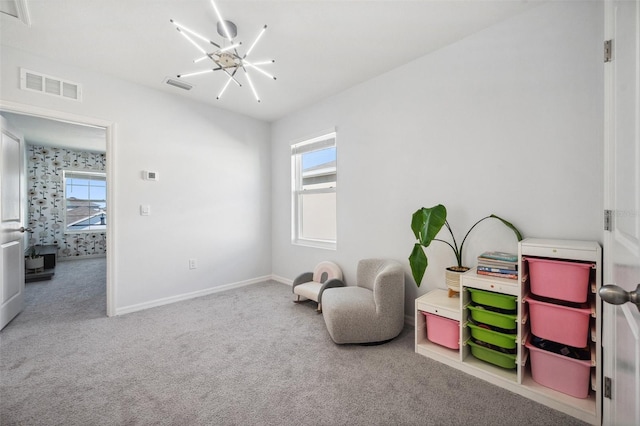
left=0, top=100, right=117, bottom=317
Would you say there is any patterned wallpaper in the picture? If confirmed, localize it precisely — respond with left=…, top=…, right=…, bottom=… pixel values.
left=27, top=145, right=107, bottom=259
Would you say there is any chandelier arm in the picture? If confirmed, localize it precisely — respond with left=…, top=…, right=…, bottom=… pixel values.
left=243, top=62, right=276, bottom=80
left=211, top=0, right=233, bottom=41
left=222, top=69, right=242, bottom=87
left=175, top=29, right=207, bottom=55
left=171, top=19, right=221, bottom=49
left=219, top=43, right=241, bottom=53
left=244, top=69, right=260, bottom=103
left=195, top=53, right=221, bottom=64
left=246, top=60, right=275, bottom=67
left=217, top=77, right=233, bottom=100
left=243, top=25, right=267, bottom=59
left=177, top=69, right=216, bottom=79
left=246, top=25, right=267, bottom=59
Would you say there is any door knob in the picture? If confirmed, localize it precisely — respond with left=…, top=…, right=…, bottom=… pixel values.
left=599, top=284, right=640, bottom=312
left=19, top=227, right=33, bottom=233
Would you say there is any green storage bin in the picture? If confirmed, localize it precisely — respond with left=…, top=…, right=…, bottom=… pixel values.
left=467, top=304, right=517, bottom=330
left=467, top=322, right=517, bottom=349
left=467, top=288, right=517, bottom=311
left=467, top=339, right=517, bottom=369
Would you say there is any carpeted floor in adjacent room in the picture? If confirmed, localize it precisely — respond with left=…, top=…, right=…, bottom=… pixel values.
left=0, top=258, right=588, bottom=425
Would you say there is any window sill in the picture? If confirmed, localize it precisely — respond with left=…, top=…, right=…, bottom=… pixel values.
left=64, top=230, right=106, bottom=235
left=292, top=239, right=336, bottom=251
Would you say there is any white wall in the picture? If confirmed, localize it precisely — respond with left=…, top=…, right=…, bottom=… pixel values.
left=1, top=46, right=272, bottom=313
left=271, top=1, right=604, bottom=313
left=0, top=1, right=604, bottom=318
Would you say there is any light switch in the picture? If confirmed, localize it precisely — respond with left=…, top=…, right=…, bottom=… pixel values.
left=140, top=205, right=151, bottom=216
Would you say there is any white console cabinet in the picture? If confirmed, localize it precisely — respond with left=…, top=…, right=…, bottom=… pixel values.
left=415, top=238, right=601, bottom=425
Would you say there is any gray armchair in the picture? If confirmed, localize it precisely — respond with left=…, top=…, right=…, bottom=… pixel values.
left=322, top=259, right=405, bottom=344
left=292, top=261, right=344, bottom=312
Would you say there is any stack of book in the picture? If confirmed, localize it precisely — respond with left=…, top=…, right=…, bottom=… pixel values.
left=477, top=251, right=518, bottom=280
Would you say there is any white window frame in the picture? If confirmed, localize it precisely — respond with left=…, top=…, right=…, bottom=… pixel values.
left=63, top=170, right=107, bottom=234
left=291, top=131, right=337, bottom=250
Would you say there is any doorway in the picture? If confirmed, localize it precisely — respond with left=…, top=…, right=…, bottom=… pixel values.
left=0, top=101, right=115, bottom=317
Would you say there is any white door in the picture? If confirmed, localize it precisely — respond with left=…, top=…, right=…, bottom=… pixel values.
left=0, top=116, right=25, bottom=330
left=602, top=0, right=640, bottom=424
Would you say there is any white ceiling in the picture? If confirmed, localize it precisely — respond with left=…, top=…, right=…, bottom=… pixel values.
left=1, top=111, right=107, bottom=152
left=1, top=0, right=542, bottom=126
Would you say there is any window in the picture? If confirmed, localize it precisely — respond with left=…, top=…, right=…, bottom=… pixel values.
left=291, top=132, right=336, bottom=249
left=63, top=170, right=107, bottom=233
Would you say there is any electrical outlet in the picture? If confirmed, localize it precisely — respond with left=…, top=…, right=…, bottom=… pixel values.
left=189, top=258, right=197, bottom=269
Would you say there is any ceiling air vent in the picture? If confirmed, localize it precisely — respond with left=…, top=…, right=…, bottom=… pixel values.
left=20, top=68, right=82, bottom=101
left=164, top=77, right=193, bottom=91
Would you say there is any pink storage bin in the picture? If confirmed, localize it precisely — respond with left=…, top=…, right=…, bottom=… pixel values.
left=422, top=312, right=459, bottom=350
left=525, top=337, right=592, bottom=398
left=525, top=296, right=591, bottom=347
left=526, top=257, right=592, bottom=303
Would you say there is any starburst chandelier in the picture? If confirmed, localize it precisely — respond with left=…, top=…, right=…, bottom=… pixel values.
left=170, top=0, right=275, bottom=102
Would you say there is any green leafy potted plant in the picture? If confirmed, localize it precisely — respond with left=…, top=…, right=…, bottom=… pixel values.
left=25, top=246, right=44, bottom=271
left=409, top=204, right=523, bottom=291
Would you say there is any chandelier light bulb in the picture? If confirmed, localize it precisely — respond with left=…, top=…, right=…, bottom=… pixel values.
left=217, top=77, right=233, bottom=100
left=248, top=60, right=275, bottom=67
left=176, top=29, right=207, bottom=55
left=171, top=20, right=219, bottom=47
left=219, top=42, right=241, bottom=53
left=243, top=61, right=276, bottom=80
left=211, top=0, right=234, bottom=41
left=178, top=69, right=214, bottom=78
left=244, top=25, right=267, bottom=58
left=244, top=71, right=260, bottom=103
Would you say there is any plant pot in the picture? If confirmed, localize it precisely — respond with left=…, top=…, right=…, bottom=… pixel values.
left=25, top=256, right=44, bottom=271
left=445, top=266, right=469, bottom=297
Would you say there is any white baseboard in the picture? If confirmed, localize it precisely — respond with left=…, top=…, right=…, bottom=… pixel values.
left=271, top=274, right=293, bottom=286
left=115, top=274, right=417, bottom=327
left=58, top=254, right=107, bottom=261
left=404, top=313, right=415, bottom=327
left=115, top=275, right=272, bottom=316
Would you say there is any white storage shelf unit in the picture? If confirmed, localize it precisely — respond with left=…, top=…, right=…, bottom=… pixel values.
left=415, top=288, right=461, bottom=367
left=414, top=238, right=601, bottom=425
left=461, top=271, right=522, bottom=384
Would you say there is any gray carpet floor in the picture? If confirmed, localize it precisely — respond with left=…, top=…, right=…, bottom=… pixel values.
left=0, top=258, right=588, bottom=426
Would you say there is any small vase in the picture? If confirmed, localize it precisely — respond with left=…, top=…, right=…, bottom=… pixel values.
left=445, top=266, right=469, bottom=297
